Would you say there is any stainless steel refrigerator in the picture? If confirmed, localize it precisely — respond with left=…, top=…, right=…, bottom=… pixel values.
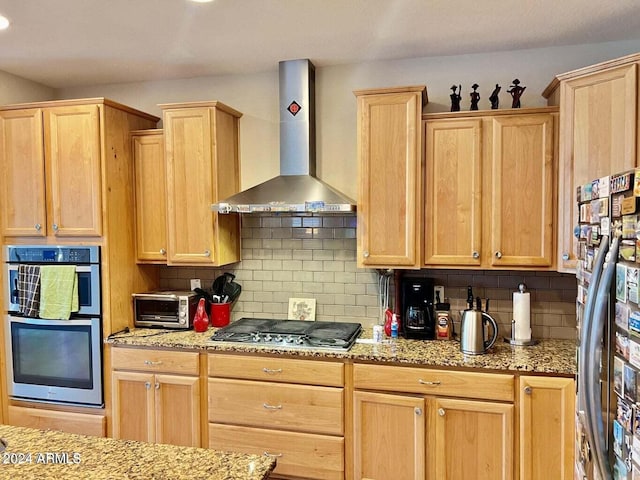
left=576, top=169, right=640, bottom=480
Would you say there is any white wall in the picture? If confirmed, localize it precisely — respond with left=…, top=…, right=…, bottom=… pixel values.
left=56, top=39, right=640, bottom=200
left=0, top=70, right=54, bottom=105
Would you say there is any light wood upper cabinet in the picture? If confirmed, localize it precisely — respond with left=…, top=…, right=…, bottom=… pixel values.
left=0, top=105, right=102, bottom=237
left=355, top=86, right=427, bottom=269
left=424, top=118, right=482, bottom=266
left=429, top=397, right=513, bottom=480
left=518, top=376, right=574, bottom=480
left=544, top=57, right=639, bottom=272
left=424, top=109, right=556, bottom=269
left=44, top=105, right=103, bottom=237
left=0, top=108, right=46, bottom=237
left=488, top=114, right=554, bottom=268
left=132, top=129, right=167, bottom=263
left=161, top=102, right=241, bottom=266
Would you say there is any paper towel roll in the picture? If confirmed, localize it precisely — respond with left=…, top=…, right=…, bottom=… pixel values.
left=513, top=292, right=531, bottom=341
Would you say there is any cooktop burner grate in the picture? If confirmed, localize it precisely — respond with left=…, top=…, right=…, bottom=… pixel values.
left=209, top=317, right=362, bottom=351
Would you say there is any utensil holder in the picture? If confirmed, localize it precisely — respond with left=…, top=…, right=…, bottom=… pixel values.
left=211, top=302, right=231, bottom=327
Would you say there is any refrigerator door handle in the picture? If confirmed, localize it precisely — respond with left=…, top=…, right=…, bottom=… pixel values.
left=579, top=236, right=609, bottom=467
left=587, top=236, right=619, bottom=480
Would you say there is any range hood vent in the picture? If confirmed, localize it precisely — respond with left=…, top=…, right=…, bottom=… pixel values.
left=213, top=59, right=356, bottom=214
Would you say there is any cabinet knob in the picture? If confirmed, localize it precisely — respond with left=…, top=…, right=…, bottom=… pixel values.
left=524, top=386, right=532, bottom=395
left=472, top=251, right=480, bottom=259
left=415, top=407, right=422, bottom=416
left=34, top=223, right=42, bottom=231
left=160, top=248, right=166, bottom=255
left=363, top=251, right=370, bottom=258
left=438, top=408, right=445, bottom=417
left=155, top=382, right=160, bottom=390
left=52, top=224, right=59, bottom=232
left=495, top=251, right=502, bottom=259
left=204, top=250, right=211, bottom=257
left=562, top=252, right=570, bottom=261
left=144, top=381, right=151, bottom=390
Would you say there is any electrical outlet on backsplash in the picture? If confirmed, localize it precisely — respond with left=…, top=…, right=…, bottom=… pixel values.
left=158, top=214, right=576, bottom=340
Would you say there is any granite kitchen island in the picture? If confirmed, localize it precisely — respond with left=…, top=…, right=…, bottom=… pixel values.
left=0, top=424, right=276, bottom=480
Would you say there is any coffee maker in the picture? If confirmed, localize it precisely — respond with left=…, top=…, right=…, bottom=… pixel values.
left=400, top=277, right=435, bottom=339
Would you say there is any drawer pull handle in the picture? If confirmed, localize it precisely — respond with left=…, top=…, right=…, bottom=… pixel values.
left=263, top=403, right=283, bottom=410
left=418, top=379, right=441, bottom=386
left=262, top=368, right=283, bottom=374
left=144, top=360, right=163, bottom=366
left=263, top=451, right=283, bottom=458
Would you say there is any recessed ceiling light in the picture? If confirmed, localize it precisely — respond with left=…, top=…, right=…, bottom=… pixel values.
left=189, top=0, right=214, bottom=3
left=0, top=15, right=10, bottom=30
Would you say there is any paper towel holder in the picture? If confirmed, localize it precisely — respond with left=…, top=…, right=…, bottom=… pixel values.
left=504, top=283, right=539, bottom=346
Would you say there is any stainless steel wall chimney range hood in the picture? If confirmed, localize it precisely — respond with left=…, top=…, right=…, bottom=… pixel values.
left=212, top=59, right=356, bottom=214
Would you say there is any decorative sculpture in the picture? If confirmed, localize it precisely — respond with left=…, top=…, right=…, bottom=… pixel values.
left=507, top=79, right=526, bottom=108
left=470, top=83, right=480, bottom=111
left=450, top=84, right=461, bottom=112
left=489, top=84, right=501, bottom=109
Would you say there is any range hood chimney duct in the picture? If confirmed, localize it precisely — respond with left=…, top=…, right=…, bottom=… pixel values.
left=213, top=59, right=356, bottom=214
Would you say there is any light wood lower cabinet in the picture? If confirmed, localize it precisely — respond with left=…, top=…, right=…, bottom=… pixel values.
left=111, top=347, right=200, bottom=447
left=518, top=376, right=574, bottom=480
left=430, top=397, right=513, bottom=480
left=353, top=391, right=426, bottom=480
left=208, top=353, right=345, bottom=480
left=353, top=363, right=514, bottom=480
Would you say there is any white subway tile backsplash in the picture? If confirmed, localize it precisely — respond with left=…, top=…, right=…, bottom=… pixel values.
left=158, top=215, right=576, bottom=339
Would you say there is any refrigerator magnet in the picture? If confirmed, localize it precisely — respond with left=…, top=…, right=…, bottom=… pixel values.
left=624, top=364, right=637, bottom=403
left=615, top=302, right=630, bottom=331
left=617, top=264, right=628, bottom=302
left=615, top=356, right=625, bottom=397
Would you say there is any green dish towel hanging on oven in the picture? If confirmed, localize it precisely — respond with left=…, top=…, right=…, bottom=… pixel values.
left=39, top=265, right=79, bottom=320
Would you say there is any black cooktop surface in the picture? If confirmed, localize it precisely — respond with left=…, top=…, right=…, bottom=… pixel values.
left=210, top=318, right=362, bottom=350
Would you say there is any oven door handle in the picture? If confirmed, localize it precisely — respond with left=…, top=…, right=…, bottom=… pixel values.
left=11, top=277, right=19, bottom=304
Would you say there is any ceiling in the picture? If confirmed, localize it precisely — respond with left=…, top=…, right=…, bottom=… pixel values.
left=1, top=0, right=640, bottom=89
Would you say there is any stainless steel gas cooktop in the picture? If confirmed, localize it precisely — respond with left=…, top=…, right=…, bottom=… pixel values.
left=209, top=318, right=362, bottom=351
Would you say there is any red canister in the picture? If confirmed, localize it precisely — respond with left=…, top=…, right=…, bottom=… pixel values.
left=211, top=302, right=231, bottom=327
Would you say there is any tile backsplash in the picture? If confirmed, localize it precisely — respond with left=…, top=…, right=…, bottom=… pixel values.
left=159, top=214, right=577, bottom=339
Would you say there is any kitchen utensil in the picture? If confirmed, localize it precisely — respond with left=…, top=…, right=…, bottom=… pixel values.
left=221, top=273, right=242, bottom=303
left=377, top=269, right=392, bottom=324
left=212, top=274, right=227, bottom=296
left=459, top=301, right=498, bottom=355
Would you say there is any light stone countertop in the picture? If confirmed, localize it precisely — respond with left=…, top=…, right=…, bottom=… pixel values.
left=0, top=424, right=276, bottom=480
left=106, top=326, right=576, bottom=376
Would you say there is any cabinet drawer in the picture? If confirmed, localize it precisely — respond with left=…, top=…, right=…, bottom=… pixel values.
left=111, top=347, right=199, bottom=375
left=354, top=363, right=514, bottom=402
left=208, top=378, right=344, bottom=435
left=8, top=405, right=106, bottom=437
left=208, top=353, right=344, bottom=386
left=209, top=423, right=344, bottom=480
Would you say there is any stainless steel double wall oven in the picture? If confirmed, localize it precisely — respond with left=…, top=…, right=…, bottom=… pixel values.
left=4, top=245, right=103, bottom=407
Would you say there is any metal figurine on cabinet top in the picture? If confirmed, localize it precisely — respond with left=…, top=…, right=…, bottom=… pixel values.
left=489, top=84, right=501, bottom=109
left=450, top=84, right=461, bottom=112
left=507, top=79, right=526, bottom=108
left=469, top=83, right=480, bottom=110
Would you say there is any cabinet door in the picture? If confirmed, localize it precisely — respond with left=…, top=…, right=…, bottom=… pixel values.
left=353, top=390, right=425, bottom=480
left=558, top=63, right=637, bottom=272
left=356, top=89, right=424, bottom=268
left=431, top=397, right=513, bottom=480
left=0, top=109, right=47, bottom=237
left=519, top=376, right=574, bottom=480
left=424, top=119, right=482, bottom=266
left=111, top=371, right=155, bottom=443
left=164, top=108, right=216, bottom=264
left=488, top=114, right=554, bottom=268
left=133, top=130, right=167, bottom=262
left=44, top=105, right=102, bottom=237
left=155, top=374, right=200, bottom=447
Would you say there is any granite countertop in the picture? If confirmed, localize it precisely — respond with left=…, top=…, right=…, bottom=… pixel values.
left=0, top=424, right=275, bottom=480
left=106, top=326, right=576, bottom=375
